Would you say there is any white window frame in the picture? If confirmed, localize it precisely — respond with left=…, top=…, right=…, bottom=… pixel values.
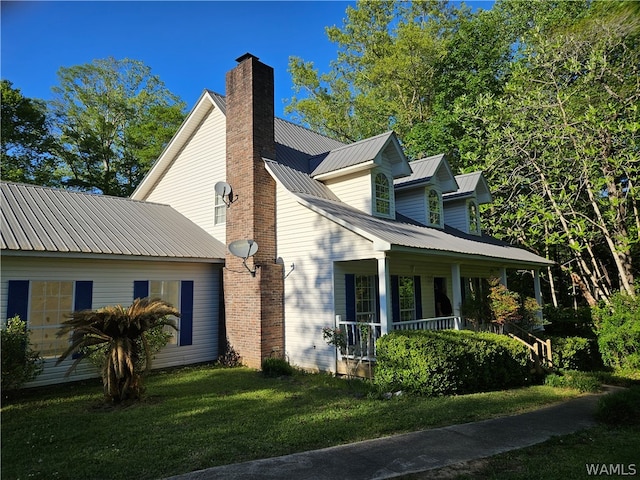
left=373, top=172, right=391, bottom=217
left=214, top=193, right=226, bottom=225
left=149, top=280, right=181, bottom=345
left=28, top=280, right=75, bottom=358
left=398, top=276, right=416, bottom=321
left=355, top=275, right=376, bottom=323
left=426, top=187, right=443, bottom=228
left=467, top=199, right=481, bottom=235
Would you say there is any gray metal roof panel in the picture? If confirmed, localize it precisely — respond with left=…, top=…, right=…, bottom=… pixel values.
left=294, top=193, right=553, bottom=266
left=443, top=172, right=492, bottom=203
left=310, top=131, right=395, bottom=177
left=203, top=92, right=346, bottom=174
left=394, top=154, right=444, bottom=188
left=264, top=160, right=340, bottom=201
left=1, top=182, right=226, bottom=260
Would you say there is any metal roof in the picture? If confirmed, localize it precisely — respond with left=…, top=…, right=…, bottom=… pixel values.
left=309, top=131, right=396, bottom=177
left=394, top=154, right=444, bottom=187
left=274, top=118, right=346, bottom=172
left=264, top=160, right=340, bottom=201
left=394, top=154, right=458, bottom=193
left=1, top=182, right=226, bottom=260
left=443, top=172, right=492, bottom=204
left=293, top=192, right=553, bottom=267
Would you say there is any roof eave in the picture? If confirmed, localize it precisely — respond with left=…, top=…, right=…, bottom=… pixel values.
left=131, top=90, right=220, bottom=200
left=311, top=160, right=376, bottom=181
left=1, top=249, right=225, bottom=263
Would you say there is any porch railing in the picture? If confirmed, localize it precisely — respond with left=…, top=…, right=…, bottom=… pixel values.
left=337, top=320, right=382, bottom=361
left=392, top=316, right=464, bottom=331
left=335, top=316, right=463, bottom=361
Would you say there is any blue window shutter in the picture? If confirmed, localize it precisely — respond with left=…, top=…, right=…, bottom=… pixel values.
left=414, top=276, right=423, bottom=319
left=133, top=281, right=149, bottom=300
left=74, top=281, right=93, bottom=311
left=179, top=280, right=194, bottom=346
left=391, top=275, right=400, bottom=322
left=6, top=280, right=29, bottom=321
left=345, top=274, right=355, bottom=321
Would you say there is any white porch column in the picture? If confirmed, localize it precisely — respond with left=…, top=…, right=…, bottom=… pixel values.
left=378, top=256, right=392, bottom=335
left=534, top=269, right=544, bottom=325
left=451, top=263, right=462, bottom=327
left=499, top=267, right=508, bottom=287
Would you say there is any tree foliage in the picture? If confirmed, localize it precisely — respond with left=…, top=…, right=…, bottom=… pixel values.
left=49, top=57, right=186, bottom=196
left=459, top=1, right=639, bottom=302
left=1, top=80, right=60, bottom=186
left=287, top=0, right=638, bottom=304
left=286, top=0, right=514, bottom=166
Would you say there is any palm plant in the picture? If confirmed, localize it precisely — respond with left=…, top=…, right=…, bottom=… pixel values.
left=57, top=298, right=179, bottom=403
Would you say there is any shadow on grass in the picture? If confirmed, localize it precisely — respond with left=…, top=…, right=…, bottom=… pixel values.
left=1, top=364, right=580, bottom=480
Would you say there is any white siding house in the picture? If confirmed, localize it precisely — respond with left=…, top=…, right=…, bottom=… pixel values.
left=1, top=182, right=225, bottom=387
left=2, top=54, right=554, bottom=385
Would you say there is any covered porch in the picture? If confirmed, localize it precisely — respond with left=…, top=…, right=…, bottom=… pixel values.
left=332, top=252, right=545, bottom=368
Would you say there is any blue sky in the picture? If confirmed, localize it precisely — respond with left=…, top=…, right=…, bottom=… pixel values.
left=2, top=1, right=493, bottom=119
left=1, top=1, right=355, bottom=118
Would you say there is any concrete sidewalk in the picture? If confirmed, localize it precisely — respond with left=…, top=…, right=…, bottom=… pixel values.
left=165, top=392, right=604, bottom=480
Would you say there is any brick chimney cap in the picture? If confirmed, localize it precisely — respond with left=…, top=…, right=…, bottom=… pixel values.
left=236, top=52, right=259, bottom=63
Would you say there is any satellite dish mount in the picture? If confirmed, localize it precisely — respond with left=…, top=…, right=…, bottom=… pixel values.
left=228, top=239, right=260, bottom=277
left=214, top=181, right=237, bottom=207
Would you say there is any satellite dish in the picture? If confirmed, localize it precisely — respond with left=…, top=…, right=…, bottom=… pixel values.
left=214, top=181, right=232, bottom=197
left=229, top=239, right=258, bottom=259
left=228, top=239, right=259, bottom=276
left=214, top=181, right=236, bottom=206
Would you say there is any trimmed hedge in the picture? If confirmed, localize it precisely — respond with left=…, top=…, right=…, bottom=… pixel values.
left=375, top=330, right=532, bottom=396
left=550, top=336, right=604, bottom=371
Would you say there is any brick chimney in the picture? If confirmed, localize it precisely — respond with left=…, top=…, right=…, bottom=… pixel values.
left=224, top=53, right=284, bottom=368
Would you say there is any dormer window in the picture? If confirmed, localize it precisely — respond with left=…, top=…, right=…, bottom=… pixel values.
left=374, top=173, right=391, bottom=216
left=468, top=199, right=480, bottom=234
left=427, top=188, right=443, bottom=227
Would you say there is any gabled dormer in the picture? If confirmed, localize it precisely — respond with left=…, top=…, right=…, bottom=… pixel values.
left=443, top=171, right=492, bottom=235
left=394, top=154, right=458, bottom=228
left=309, top=132, right=412, bottom=219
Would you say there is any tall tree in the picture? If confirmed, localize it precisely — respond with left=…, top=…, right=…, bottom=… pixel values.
left=1, top=80, right=60, bottom=186
left=50, top=58, right=186, bottom=196
left=459, top=1, right=639, bottom=302
left=286, top=0, right=514, bottom=168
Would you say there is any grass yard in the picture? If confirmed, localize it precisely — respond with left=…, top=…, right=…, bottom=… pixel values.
left=1, top=364, right=585, bottom=480
left=405, top=426, right=640, bottom=479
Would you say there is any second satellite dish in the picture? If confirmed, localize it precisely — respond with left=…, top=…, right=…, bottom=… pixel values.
left=228, top=239, right=259, bottom=276
left=228, top=239, right=259, bottom=259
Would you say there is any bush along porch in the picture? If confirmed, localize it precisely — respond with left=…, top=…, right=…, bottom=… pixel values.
left=330, top=276, right=555, bottom=383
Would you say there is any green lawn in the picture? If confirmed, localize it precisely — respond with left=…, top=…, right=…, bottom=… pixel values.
left=404, top=426, right=640, bottom=479
left=1, top=364, right=584, bottom=480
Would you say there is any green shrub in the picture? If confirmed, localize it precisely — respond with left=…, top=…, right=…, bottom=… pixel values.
left=550, top=336, right=603, bottom=371
left=595, top=386, right=640, bottom=426
left=261, top=357, right=295, bottom=377
left=592, top=290, right=640, bottom=370
left=375, top=330, right=531, bottom=396
left=1, top=316, right=44, bottom=391
left=543, top=370, right=601, bottom=392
